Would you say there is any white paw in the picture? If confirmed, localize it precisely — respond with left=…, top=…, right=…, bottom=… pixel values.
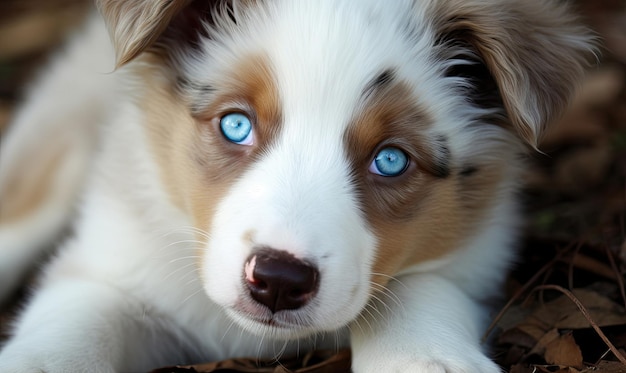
left=400, top=356, right=501, bottom=373
left=352, top=345, right=501, bottom=373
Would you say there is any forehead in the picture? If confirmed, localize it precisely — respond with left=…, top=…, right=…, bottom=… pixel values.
left=187, top=0, right=439, bottom=136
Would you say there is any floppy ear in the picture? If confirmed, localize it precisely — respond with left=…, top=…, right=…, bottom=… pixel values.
left=429, top=0, right=596, bottom=147
left=96, top=0, right=193, bottom=67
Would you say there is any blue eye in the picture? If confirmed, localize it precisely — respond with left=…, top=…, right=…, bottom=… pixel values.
left=220, top=113, right=253, bottom=145
left=369, top=147, right=409, bottom=177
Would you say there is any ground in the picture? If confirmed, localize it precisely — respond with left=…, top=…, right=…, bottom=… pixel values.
left=0, top=1, right=625, bottom=372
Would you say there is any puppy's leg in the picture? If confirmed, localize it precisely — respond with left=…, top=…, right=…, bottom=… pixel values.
left=0, top=277, right=193, bottom=372
left=0, top=14, right=115, bottom=304
left=351, top=274, right=501, bottom=373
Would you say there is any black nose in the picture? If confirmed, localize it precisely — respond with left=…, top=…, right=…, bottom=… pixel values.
left=244, top=249, right=319, bottom=313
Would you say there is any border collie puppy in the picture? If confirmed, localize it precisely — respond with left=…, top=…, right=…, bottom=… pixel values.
left=0, top=0, right=593, bottom=371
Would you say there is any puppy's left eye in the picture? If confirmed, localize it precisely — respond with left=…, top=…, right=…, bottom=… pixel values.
left=220, top=113, right=254, bottom=145
left=369, top=147, right=409, bottom=177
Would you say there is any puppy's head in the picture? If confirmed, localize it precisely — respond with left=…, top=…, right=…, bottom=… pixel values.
left=98, top=0, right=594, bottom=338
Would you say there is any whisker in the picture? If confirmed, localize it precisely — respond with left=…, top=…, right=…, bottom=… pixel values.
left=183, top=275, right=201, bottom=288
left=156, top=240, right=203, bottom=253
left=171, top=226, right=212, bottom=240
left=178, top=268, right=202, bottom=285
left=271, top=340, right=289, bottom=363
left=358, top=307, right=375, bottom=333
left=163, top=262, right=199, bottom=281
left=370, top=272, right=408, bottom=290
left=255, top=332, right=266, bottom=363
left=365, top=296, right=388, bottom=323
left=181, top=288, right=203, bottom=305
left=369, top=282, right=404, bottom=310
left=349, top=317, right=368, bottom=336
left=168, top=254, right=202, bottom=264
left=220, top=318, right=238, bottom=344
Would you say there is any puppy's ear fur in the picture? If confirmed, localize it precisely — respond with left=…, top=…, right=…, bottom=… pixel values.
left=429, top=0, right=596, bottom=147
left=96, top=0, right=192, bottom=67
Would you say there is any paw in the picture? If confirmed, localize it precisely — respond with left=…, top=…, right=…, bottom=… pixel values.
left=353, top=357, right=501, bottom=373
left=397, top=356, right=501, bottom=373
left=352, top=345, right=501, bottom=373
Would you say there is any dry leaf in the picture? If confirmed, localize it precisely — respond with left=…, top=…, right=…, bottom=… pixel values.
left=528, top=328, right=561, bottom=358
left=594, top=361, right=626, bottom=373
left=553, top=290, right=626, bottom=330
left=516, top=289, right=626, bottom=334
left=544, top=332, right=584, bottom=369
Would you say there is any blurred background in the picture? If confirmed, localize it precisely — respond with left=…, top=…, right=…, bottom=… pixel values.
left=0, top=0, right=624, bottom=372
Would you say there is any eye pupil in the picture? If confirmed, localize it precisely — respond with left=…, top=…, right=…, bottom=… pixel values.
left=220, top=113, right=253, bottom=145
left=371, top=147, right=408, bottom=177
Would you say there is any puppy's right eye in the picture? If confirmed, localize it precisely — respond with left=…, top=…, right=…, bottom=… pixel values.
left=220, top=113, right=254, bottom=145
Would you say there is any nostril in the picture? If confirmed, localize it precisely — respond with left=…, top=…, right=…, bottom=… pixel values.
left=244, top=248, right=319, bottom=313
left=248, top=279, right=269, bottom=291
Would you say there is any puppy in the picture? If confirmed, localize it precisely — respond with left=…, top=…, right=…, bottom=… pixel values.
left=0, top=0, right=594, bottom=372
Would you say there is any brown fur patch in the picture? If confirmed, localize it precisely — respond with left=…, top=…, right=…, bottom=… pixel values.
left=0, top=149, right=64, bottom=224
left=345, top=75, right=507, bottom=288
left=368, top=163, right=506, bottom=289
left=345, top=78, right=443, bottom=222
left=136, top=52, right=281, bottom=243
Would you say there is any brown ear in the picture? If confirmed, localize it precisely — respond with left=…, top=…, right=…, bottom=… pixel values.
left=96, top=0, right=193, bottom=67
left=428, top=0, right=596, bottom=148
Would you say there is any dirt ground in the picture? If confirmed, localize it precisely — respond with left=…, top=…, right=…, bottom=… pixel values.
left=0, top=1, right=625, bottom=372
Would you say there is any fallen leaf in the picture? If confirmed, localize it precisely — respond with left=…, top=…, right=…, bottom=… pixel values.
left=593, top=361, right=626, bottom=372
left=515, top=289, right=626, bottom=334
left=553, top=290, right=626, bottom=330
left=528, top=328, right=561, bottom=358
left=544, top=332, right=584, bottom=369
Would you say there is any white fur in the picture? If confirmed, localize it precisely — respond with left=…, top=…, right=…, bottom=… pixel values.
left=0, top=15, right=115, bottom=304
left=0, top=1, right=588, bottom=372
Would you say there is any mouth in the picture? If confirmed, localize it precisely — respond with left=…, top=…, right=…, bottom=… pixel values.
left=230, top=297, right=317, bottom=335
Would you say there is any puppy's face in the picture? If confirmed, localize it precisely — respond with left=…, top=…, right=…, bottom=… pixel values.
left=99, top=0, right=592, bottom=338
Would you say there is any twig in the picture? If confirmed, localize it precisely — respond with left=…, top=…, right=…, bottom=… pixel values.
left=482, top=241, right=580, bottom=342
left=531, top=284, right=626, bottom=366
left=605, top=245, right=626, bottom=310
left=568, top=252, right=620, bottom=281
left=482, top=260, right=553, bottom=342
left=568, top=244, right=583, bottom=290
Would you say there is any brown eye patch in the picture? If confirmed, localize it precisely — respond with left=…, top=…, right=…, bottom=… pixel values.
left=344, top=69, right=513, bottom=290
left=184, top=53, right=284, bottom=183
left=136, top=53, right=282, bottom=239
left=344, top=71, right=445, bottom=221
